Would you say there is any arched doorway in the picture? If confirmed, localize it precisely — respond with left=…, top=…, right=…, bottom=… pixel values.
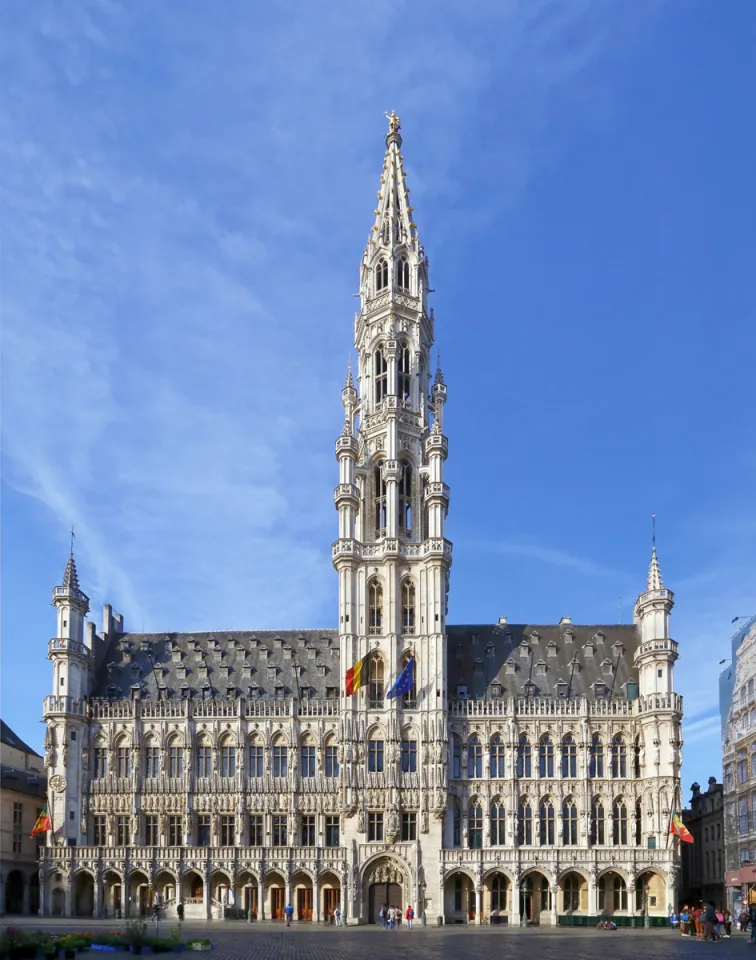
left=443, top=870, right=474, bottom=924
left=292, top=871, right=313, bottom=921
left=559, top=871, right=586, bottom=916
left=635, top=871, right=666, bottom=918
left=5, top=870, right=24, bottom=915
left=363, top=858, right=406, bottom=924
left=264, top=871, right=286, bottom=921
left=29, top=872, right=40, bottom=916
left=319, top=871, right=341, bottom=923
left=153, top=870, right=177, bottom=910
left=74, top=873, right=94, bottom=917
left=236, top=871, right=258, bottom=920
left=103, top=871, right=122, bottom=919
left=51, top=887, right=65, bottom=917
left=520, top=871, right=550, bottom=925
left=484, top=871, right=510, bottom=923
left=128, top=870, right=150, bottom=918
left=598, top=871, right=628, bottom=917
left=210, top=870, right=233, bottom=910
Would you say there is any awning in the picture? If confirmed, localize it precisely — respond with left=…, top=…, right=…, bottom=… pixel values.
left=725, top=867, right=756, bottom=885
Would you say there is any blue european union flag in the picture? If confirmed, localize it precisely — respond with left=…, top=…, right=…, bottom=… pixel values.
left=386, top=657, right=415, bottom=699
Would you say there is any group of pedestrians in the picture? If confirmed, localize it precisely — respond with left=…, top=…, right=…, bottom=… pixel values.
left=675, top=904, right=730, bottom=940
left=379, top=904, right=415, bottom=929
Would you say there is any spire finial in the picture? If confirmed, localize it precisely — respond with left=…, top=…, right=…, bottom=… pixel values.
left=652, top=512, right=656, bottom=549
left=70, top=525, right=75, bottom=557
left=646, top=513, right=663, bottom=591
left=345, top=356, right=354, bottom=389
left=385, top=110, right=401, bottom=135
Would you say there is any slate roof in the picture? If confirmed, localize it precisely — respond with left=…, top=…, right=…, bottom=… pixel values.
left=0, top=764, right=48, bottom=799
left=93, top=622, right=640, bottom=702
left=1, top=719, right=42, bottom=757
left=446, top=623, right=640, bottom=700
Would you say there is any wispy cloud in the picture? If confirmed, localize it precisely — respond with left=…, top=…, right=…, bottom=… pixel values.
left=1, top=0, right=670, bottom=632
left=473, top=538, right=629, bottom=579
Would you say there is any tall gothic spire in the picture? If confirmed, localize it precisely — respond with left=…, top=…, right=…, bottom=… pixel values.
left=369, top=111, right=419, bottom=252
left=646, top=546, right=664, bottom=592
left=62, top=551, right=81, bottom=593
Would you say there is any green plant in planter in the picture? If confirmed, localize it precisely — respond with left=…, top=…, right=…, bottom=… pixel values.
left=122, top=921, right=148, bottom=955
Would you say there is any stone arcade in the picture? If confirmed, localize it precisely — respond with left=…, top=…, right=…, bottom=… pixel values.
left=39, top=115, right=683, bottom=925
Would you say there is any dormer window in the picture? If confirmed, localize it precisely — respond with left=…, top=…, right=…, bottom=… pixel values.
left=177, top=664, right=187, bottom=681
left=241, top=662, right=252, bottom=680
left=530, top=631, right=541, bottom=644
left=519, top=644, right=530, bottom=660
left=505, top=658, right=516, bottom=676
left=274, top=683, right=285, bottom=699
left=283, top=645, right=292, bottom=660
left=547, top=640, right=558, bottom=657
left=612, top=640, right=624, bottom=657
left=593, top=680, right=607, bottom=697
left=535, top=659, right=547, bottom=677
left=563, top=629, right=574, bottom=643
left=583, top=642, right=595, bottom=659
left=306, top=645, right=317, bottom=660
left=316, top=662, right=326, bottom=677
left=602, top=659, right=614, bottom=677
left=267, top=665, right=277, bottom=681
left=273, top=636, right=283, bottom=649
left=524, top=681, right=536, bottom=699
left=456, top=684, right=468, bottom=700
left=376, top=258, right=388, bottom=292
left=226, top=684, right=237, bottom=699
left=593, top=631, right=606, bottom=644
left=397, top=255, right=410, bottom=290
left=249, top=684, right=260, bottom=699
left=557, top=679, right=568, bottom=698
left=180, top=683, right=190, bottom=699
left=491, top=681, right=503, bottom=699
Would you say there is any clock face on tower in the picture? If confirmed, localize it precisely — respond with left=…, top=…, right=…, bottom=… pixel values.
left=49, top=774, right=67, bottom=793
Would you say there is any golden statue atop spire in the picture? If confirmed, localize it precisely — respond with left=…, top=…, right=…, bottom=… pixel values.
left=385, top=110, right=401, bottom=135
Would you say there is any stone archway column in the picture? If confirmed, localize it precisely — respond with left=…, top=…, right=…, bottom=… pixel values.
left=64, top=874, right=73, bottom=918
left=285, top=877, right=292, bottom=916
left=587, top=874, right=597, bottom=917
left=475, top=886, right=482, bottom=925
left=23, top=873, right=31, bottom=915
left=313, top=876, right=320, bottom=922
left=550, top=883, right=558, bottom=926
left=120, top=880, right=128, bottom=920
left=205, top=875, right=212, bottom=921
left=93, top=876, right=101, bottom=918
left=259, top=874, right=266, bottom=921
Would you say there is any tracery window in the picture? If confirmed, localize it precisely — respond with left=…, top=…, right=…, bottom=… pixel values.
left=563, top=874, right=581, bottom=912
left=490, top=799, right=506, bottom=845
left=272, top=743, right=287, bottom=778
left=300, top=742, right=316, bottom=778
left=468, top=735, right=483, bottom=778
left=116, top=743, right=131, bottom=778
left=93, top=746, right=107, bottom=779
left=589, top=734, right=604, bottom=778
left=376, top=258, right=388, bottom=292
left=561, top=734, right=577, bottom=778
left=468, top=801, right=483, bottom=849
left=397, top=255, right=410, bottom=291
left=490, top=735, right=506, bottom=778
left=401, top=738, right=417, bottom=773
left=539, top=735, right=554, bottom=778
left=368, top=654, right=384, bottom=706
left=562, top=797, right=578, bottom=844
left=590, top=799, right=605, bottom=845
left=373, top=468, right=387, bottom=536
left=145, top=744, right=160, bottom=778
left=400, top=651, right=417, bottom=708
left=398, top=461, right=413, bottom=537
left=452, top=802, right=462, bottom=847
left=539, top=798, right=555, bottom=845
left=738, top=750, right=748, bottom=784
left=248, top=740, right=263, bottom=778
left=398, top=343, right=411, bottom=402
left=368, top=736, right=385, bottom=773
left=452, top=736, right=462, bottom=779
left=611, top=735, right=627, bottom=778
left=220, top=743, right=236, bottom=778
left=401, top=581, right=416, bottom=635
left=517, top=798, right=533, bottom=845
left=368, top=579, right=384, bottom=636
left=374, top=347, right=388, bottom=403
left=613, top=799, right=628, bottom=845
left=516, top=734, right=532, bottom=778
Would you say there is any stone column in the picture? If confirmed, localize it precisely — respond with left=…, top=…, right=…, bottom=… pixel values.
left=285, top=877, right=292, bottom=918
left=510, top=877, right=521, bottom=926
left=120, top=880, right=128, bottom=920
left=64, top=873, right=73, bottom=918
left=475, top=886, right=482, bottom=925
left=550, top=883, right=558, bottom=926
left=205, top=872, right=212, bottom=921
left=93, top=876, right=102, bottom=918
left=313, top=877, right=320, bottom=923
left=259, top=874, right=266, bottom=921
left=587, top=873, right=597, bottom=917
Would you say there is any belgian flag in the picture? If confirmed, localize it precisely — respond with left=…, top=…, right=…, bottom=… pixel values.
left=345, top=654, right=369, bottom=696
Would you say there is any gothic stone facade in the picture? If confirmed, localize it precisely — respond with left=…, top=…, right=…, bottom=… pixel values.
left=40, top=116, right=683, bottom=925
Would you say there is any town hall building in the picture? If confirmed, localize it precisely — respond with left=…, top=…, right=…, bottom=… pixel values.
left=38, top=114, right=683, bottom=925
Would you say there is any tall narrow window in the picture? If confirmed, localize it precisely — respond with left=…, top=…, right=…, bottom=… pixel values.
left=468, top=736, right=483, bottom=778
left=93, top=815, right=107, bottom=846
left=468, top=802, right=483, bottom=848
left=168, top=815, right=182, bottom=847
left=220, top=744, right=236, bottom=778
left=398, top=461, right=413, bottom=536
left=490, top=800, right=506, bottom=845
left=452, top=736, right=462, bottom=779
left=248, top=741, right=263, bottom=778
left=168, top=743, right=183, bottom=778
left=325, top=744, right=339, bottom=778
left=635, top=800, right=642, bottom=845
left=376, top=258, right=388, bottom=292
left=272, top=744, right=288, bottom=778
left=562, top=798, right=578, bottom=844
left=300, top=814, right=316, bottom=846
left=398, top=343, right=411, bottom=402
left=590, top=799, right=605, bottom=845
left=196, top=744, right=212, bottom=778
left=145, top=815, right=159, bottom=846
left=538, top=735, right=554, bottom=778
left=613, top=799, right=628, bottom=845
left=517, top=799, right=533, bottom=845
left=490, top=735, right=506, bottom=778
left=93, top=747, right=108, bottom=779
left=516, top=735, right=532, bottom=778
left=401, top=580, right=416, bottom=635
left=561, top=734, right=577, bottom=778
left=539, top=798, right=555, bottom=845
left=117, top=745, right=131, bottom=778
left=396, top=256, right=410, bottom=290
left=272, top=815, right=288, bottom=846
left=300, top=744, right=316, bottom=778
left=401, top=739, right=417, bottom=773
left=373, top=468, right=387, bottom=535
left=249, top=814, right=264, bottom=846
left=374, top=347, right=388, bottom=402
left=197, top=815, right=211, bottom=847
left=401, top=651, right=417, bottom=709
left=589, top=734, right=604, bottom=778
left=220, top=816, right=235, bottom=846
left=368, top=738, right=385, bottom=773
left=611, top=735, right=627, bottom=778
left=145, top=745, right=160, bottom=778
left=368, top=655, right=384, bottom=706
left=452, top=803, right=462, bottom=847
left=116, top=815, right=130, bottom=846
left=368, top=580, right=383, bottom=636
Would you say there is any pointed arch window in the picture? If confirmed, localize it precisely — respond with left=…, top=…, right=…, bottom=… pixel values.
left=451, top=735, right=462, bottom=779
left=490, top=735, right=506, bottom=778
left=452, top=802, right=462, bottom=847
left=398, top=343, right=411, bottom=403
left=490, top=799, right=506, bottom=845
left=635, top=799, right=642, bottom=845
left=374, top=347, right=388, bottom=403
left=613, top=799, right=628, bottom=845
left=561, top=734, right=577, bottom=778
left=517, top=799, right=533, bottom=845
left=400, top=650, right=417, bottom=708
left=117, top=742, right=131, bottom=778
left=562, top=797, right=578, bottom=845
left=397, top=255, right=410, bottom=291
left=468, top=800, right=483, bottom=849
left=398, top=461, right=413, bottom=537
left=563, top=874, right=581, bottom=913
left=381, top=219, right=390, bottom=245
left=376, top=258, right=388, bottom=292
left=539, top=798, right=555, bottom=845
left=468, top=735, right=483, bottom=778
left=145, top=741, right=160, bottom=778
left=611, top=734, right=627, bottom=778
left=633, top=735, right=642, bottom=779
left=401, top=580, right=415, bottom=636
left=538, top=735, right=554, bottom=778
left=589, top=734, right=604, bottom=778
left=599, top=875, right=627, bottom=912
left=368, top=654, right=384, bottom=707
left=516, top=734, right=532, bottom=778
left=368, top=578, right=383, bottom=636
left=590, top=798, right=605, bottom=845
left=373, top=466, right=387, bottom=536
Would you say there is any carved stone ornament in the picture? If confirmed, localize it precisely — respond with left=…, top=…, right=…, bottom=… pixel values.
left=50, top=774, right=67, bottom=793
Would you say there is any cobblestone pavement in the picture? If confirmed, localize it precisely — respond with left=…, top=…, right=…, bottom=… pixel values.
left=2, top=921, right=751, bottom=960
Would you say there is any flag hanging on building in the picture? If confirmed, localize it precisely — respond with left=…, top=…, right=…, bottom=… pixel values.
left=345, top=654, right=369, bottom=696
left=669, top=811, right=694, bottom=843
left=31, top=805, right=51, bottom=838
left=386, top=657, right=415, bottom=700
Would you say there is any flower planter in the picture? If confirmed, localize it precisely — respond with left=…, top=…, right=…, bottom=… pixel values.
left=91, top=948, right=120, bottom=954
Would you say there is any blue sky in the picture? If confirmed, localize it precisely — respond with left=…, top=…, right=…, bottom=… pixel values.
left=2, top=0, right=755, bottom=797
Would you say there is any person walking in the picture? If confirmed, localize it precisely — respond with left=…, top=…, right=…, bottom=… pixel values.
left=388, top=905, right=396, bottom=930
left=176, top=901, right=184, bottom=923
left=380, top=905, right=387, bottom=928
left=723, top=908, right=732, bottom=937
left=405, top=904, right=414, bottom=929
left=334, top=906, right=341, bottom=927
left=748, top=900, right=756, bottom=943
left=284, top=902, right=294, bottom=927
left=680, top=906, right=690, bottom=936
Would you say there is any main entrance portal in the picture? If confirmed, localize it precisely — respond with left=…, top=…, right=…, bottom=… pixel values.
left=363, top=858, right=406, bottom=924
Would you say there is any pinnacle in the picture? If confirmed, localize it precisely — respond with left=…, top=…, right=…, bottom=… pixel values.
left=62, top=552, right=81, bottom=593
left=646, top=546, right=663, bottom=592
left=368, top=112, right=418, bottom=251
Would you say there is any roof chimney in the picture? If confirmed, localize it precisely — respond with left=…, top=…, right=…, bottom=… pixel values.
left=559, top=616, right=572, bottom=625
left=498, top=616, right=507, bottom=625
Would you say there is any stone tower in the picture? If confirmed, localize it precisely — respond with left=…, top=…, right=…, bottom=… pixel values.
left=333, top=113, right=452, bottom=901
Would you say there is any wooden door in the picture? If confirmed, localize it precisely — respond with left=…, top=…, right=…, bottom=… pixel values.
left=369, top=882, right=401, bottom=924
left=244, top=886, right=258, bottom=919
left=271, top=889, right=285, bottom=920
left=297, top=888, right=313, bottom=920
left=468, top=889, right=476, bottom=921
left=323, top=889, right=338, bottom=921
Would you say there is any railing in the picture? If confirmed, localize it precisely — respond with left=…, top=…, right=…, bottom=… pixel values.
left=446, top=695, right=678, bottom=718
left=90, top=701, right=133, bottom=719
left=48, top=638, right=90, bottom=658
left=43, top=696, right=87, bottom=716
left=40, top=845, right=348, bottom=863
left=636, top=693, right=682, bottom=714
left=440, top=846, right=673, bottom=864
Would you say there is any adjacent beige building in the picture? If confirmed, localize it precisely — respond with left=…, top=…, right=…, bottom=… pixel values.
left=38, top=115, right=683, bottom=926
left=681, top=778, right=724, bottom=907
left=0, top=720, right=47, bottom=915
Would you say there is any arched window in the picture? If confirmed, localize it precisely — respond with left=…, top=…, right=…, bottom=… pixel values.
left=373, top=465, right=387, bottom=535
left=561, top=734, right=577, bottom=778
left=611, top=735, right=627, bottom=778
left=400, top=650, right=417, bottom=707
left=633, top=735, right=642, bottom=779
left=539, top=798, right=555, bottom=845
left=738, top=749, right=748, bottom=783
left=167, top=737, right=184, bottom=779
left=398, top=343, right=411, bottom=403
left=376, top=258, right=388, bottom=292
left=219, top=737, right=236, bottom=778
left=401, top=580, right=415, bottom=636
left=611, top=875, right=628, bottom=911
left=613, top=799, right=628, bottom=845
left=367, top=728, right=385, bottom=773
left=589, top=734, right=604, bottom=778
left=562, top=797, right=578, bottom=845
left=468, top=735, right=483, bottom=778
left=248, top=735, right=264, bottom=778
left=539, top=735, right=554, bottom=778
left=374, top=346, right=388, bottom=403
left=300, top=735, right=316, bottom=778
left=452, top=802, right=462, bottom=847
left=490, top=735, right=506, bottom=778
left=490, top=799, right=506, bottom=845
left=368, top=655, right=384, bottom=707
left=116, top=738, right=131, bottom=778
left=144, top=738, right=160, bottom=778
left=517, top=799, right=533, bottom=845
left=368, top=578, right=383, bottom=635
left=397, top=255, right=410, bottom=291
left=563, top=874, right=581, bottom=913
left=380, top=219, right=390, bottom=245
left=398, top=462, right=413, bottom=537
left=516, top=734, right=532, bottom=778
left=468, top=801, right=483, bottom=848
left=451, top=735, right=462, bottom=779
left=590, top=798, right=605, bottom=845
left=491, top=874, right=508, bottom=911
left=635, top=800, right=642, bottom=845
